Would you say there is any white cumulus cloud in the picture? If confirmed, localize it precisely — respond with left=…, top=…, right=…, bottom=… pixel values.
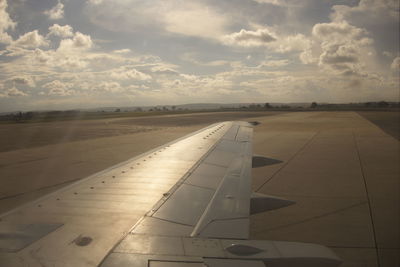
left=43, top=80, right=75, bottom=96
left=9, top=76, right=36, bottom=87
left=267, top=33, right=311, bottom=53
left=48, top=24, right=73, bottom=38
left=110, top=67, right=151, bottom=81
left=223, top=28, right=276, bottom=47
left=312, top=21, right=368, bottom=42
left=331, top=0, right=399, bottom=22
left=391, top=57, right=400, bottom=70
left=94, top=81, right=123, bottom=93
left=2, top=86, right=28, bottom=97
left=223, top=28, right=311, bottom=58
left=44, top=1, right=65, bottom=20
left=12, top=30, right=49, bottom=49
left=0, top=0, right=16, bottom=44
left=300, top=21, right=376, bottom=77
left=113, top=48, right=131, bottom=54
left=58, top=32, right=93, bottom=52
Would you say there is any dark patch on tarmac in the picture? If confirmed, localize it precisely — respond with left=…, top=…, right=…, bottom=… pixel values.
left=357, top=111, right=400, bottom=140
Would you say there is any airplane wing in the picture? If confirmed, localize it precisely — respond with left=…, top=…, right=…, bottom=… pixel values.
left=0, top=121, right=341, bottom=267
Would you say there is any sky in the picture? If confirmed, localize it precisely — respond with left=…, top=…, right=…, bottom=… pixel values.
left=0, top=0, right=399, bottom=112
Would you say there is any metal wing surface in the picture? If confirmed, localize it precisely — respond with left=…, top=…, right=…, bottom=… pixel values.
left=0, top=121, right=341, bottom=267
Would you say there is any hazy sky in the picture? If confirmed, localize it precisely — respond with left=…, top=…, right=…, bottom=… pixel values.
left=0, top=0, right=399, bottom=111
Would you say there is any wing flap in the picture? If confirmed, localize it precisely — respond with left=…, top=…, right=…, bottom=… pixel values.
left=191, top=154, right=252, bottom=239
left=185, top=163, right=226, bottom=189
left=153, top=184, right=214, bottom=226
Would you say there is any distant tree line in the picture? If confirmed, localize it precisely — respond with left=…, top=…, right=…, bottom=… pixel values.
left=0, top=110, right=82, bottom=122
left=1, top=101, right=398, bottom=123
left=311, top=101, right=399, bottom=109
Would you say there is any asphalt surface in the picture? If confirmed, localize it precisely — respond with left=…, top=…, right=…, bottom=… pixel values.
left=357, top=111, right=400, bottom=141
left=250, top=112, right=399, bottom=267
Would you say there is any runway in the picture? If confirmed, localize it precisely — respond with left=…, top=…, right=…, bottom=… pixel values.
left=0, top=111, right=398, bottom=266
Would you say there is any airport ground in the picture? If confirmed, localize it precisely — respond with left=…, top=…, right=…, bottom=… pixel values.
left=0, top=111, right=398, bottom=266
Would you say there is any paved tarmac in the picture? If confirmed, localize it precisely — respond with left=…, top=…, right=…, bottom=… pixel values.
left=0, top=111, right=398, bottom=266
left=250, top=112, right=399, bottom=267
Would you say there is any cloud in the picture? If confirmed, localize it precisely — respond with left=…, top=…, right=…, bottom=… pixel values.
left=331, top=0, right=399, bottom=22
left=299, top=48, right=316, bottom=64
left=32, top=50, right=89, bottom=70
left=9, top=76, right=35, bottom=87
left=320, top=44, right=359, bottom=65
left=113, top=48, right=131, bottom=54
left=43, top=79, right=71, bottom=90
left=33, top=48, right=52, bottom=63
left=252, top=0, right=284, bottom=4
left=391, top=57, right=400, bottom=70
left=164, top=2, right=229, bottom=39
left=48, top=87, right=75, bottom=96
left=25, top=31, right=94, bottom=70
left=86, top=0, right=230, bottom=39
left=44, top=1, right=65, bottom=20
left=0, top=0, right=16, bottom=44
left=12, top=30, right=49, bottom=49
left=72, top=32, right=92, bottom=48
left=223, top=28, right=311, bottom=57
left=258, top=59, right=290, bottom=67
left=150, top=66, right=179, bottom=75
left=43, top=80, right=75, bottom=96
left=48, top=24, right=73, bottom=38
left=223, top=28, right=276, bottom=47
left=267, top=33, right=311, bottom=53
left=56, top=56, right=89, bottom=69
left=302, top=21, right=376, bottom=77
left=383, top=51, right=393, bottom=57
left=87, top=0, right=103, bottom=5
left=1, top=86, right=28, bottom=97
left=94, top=81, right=123, bottom=92
left=330, top=0, right=399, bottom=55
left=58, top=32, right=93, bottom=52
left=312, top=21, right=368, bottom=41
left=109, top=67, right=152, bottom=81
left=181, top=53, right=230, bottom=67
